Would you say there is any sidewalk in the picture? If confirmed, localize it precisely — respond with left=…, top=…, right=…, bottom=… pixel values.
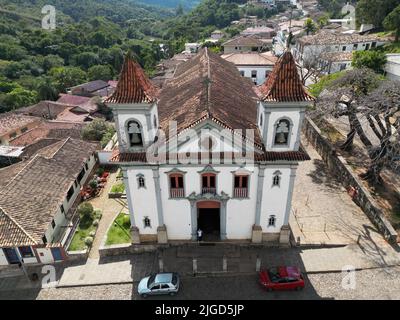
left=291, top=136, right=386, bottom=247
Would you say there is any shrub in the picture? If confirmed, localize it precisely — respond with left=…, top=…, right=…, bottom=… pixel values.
left=78, top=202, right=94, bottom=220
left=95, top=209, right=102, bottom=220
left=111, top=183, right=125, bottom=193
left=92, top=219, right=100, bottom=227
left=122, top=214, right=131, bottom=229
left=89, top=231, right=96, bottom=237
left=84, top=236, right=94, bottom=247
left=96, top=167, right=105, bottom=176
left=89, top=179, right=98, bottom=189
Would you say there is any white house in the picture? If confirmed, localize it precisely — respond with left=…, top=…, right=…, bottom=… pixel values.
left=319, top=52, right=353, bottom=74
left=0, top=138, right=97, bottom=266
left=385, top=53, right=400, bottom=81
left=293, top=31, right=390, bottom=67
left=106, top=49, right=313, bottom=244
left=222, top=52, right=278, bottom=85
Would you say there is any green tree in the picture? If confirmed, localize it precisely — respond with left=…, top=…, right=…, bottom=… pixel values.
left=304, top=18, right=317, bottom=35
left=356, top=0, right=400, bottom=28
left=352, top=50, right=388, bottom=74
left=77, top=202, right=94, bottom=220
left=384, top=4, right=400, bottom=41
left=49, top=66, right=87, bottom=92
left=37, top=77, right=59, bottom=101
left=81, top=118, right=115, bottom=142
left=3, top=87, right=38, bottom=110
left=88, top=65, right=113, bottom=81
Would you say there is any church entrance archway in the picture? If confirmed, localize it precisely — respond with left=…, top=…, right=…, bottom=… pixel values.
left=197, top=201, right=221, bottom=242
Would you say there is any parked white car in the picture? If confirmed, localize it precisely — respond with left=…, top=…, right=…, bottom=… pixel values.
left=138, top=273, right=180, bottom=298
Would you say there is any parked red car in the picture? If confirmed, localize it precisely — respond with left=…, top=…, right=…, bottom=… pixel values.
left=259, top=266, right=305, bottom=291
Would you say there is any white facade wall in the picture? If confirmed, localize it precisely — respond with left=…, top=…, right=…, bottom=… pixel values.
left=258, top=103, right=303, bottom=152
left=0, top=249, right=7, bottom=265
left=295, top=40, right=388, bottom=65
left=385, top=54, right=400, bottom=81
left=126, top=168, right=159, bottom=236
left=237, top=65, right=273, bottom=85
left=259, top=166, right=292, bottom=233
left=125, top=163, right=294, bottom=240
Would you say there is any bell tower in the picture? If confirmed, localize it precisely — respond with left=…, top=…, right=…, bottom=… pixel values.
left=257, top=50, right=314, bottom=152
left=105, top=52, right=159, bottom=153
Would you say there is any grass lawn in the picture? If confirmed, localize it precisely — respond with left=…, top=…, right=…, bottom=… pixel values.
left=110, top=183, right=125, bottom=193
left=68, top=215, right=96, bottom=251
left=106, top=212, right=131, bottom=245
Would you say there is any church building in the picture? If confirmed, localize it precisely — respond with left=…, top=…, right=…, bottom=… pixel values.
left=106, top=48, right=313, bottom=244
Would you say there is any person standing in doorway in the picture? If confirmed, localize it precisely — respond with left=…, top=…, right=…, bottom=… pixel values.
left=197, top=228, right=203, bottom=242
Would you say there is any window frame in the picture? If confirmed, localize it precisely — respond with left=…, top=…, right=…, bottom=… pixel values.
left=233, top=174, right=249, bottom=198
left=18, top=246, right=34, bottom=258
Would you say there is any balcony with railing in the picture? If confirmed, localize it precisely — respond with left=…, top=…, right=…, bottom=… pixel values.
left=234, top=187, right=248, bottom=198
left=170, top=188, right=185, bottom=198
left=202, top=187, right=216, bottom=195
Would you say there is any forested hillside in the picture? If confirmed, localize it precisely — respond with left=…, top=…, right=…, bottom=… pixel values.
left=0, top=0, right=263, bottom=113
left=138, top=0, right=200, bottom=10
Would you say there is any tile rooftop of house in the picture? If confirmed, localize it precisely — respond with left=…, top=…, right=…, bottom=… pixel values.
left=69, top=80, right=109, bottom=93
left=298, top=31, right=391, bottom=46
left=320, top=51, right=354, bottom=62
left=0, top=113, right=40, bottom=136
left=221, top=52, right=278, bottom=66
left=9, top=121, right=84, bottom=147
left=0, top=138, right=98, bottom=247
left=222, top=35, right=265, bottom=47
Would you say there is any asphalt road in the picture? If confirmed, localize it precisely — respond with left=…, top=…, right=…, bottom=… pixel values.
left=1, top=267, right=400, bottom=300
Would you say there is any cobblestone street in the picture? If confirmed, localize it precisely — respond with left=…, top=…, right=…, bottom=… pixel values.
left=1, top=266, right=399, bottom=300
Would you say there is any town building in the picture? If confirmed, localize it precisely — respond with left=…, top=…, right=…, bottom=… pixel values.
left=241, top=26, right=277, bottom=39
left=16, top=95, right=100, bottom=123
left=222, top=51, right=278, bottom=85
left=293, top=31, right=390, bottom=66
left=319, top=51, right=353, bottom=74
left=106, top=49, right=312, bottom=244
left=0, top=113, right=42, bottom=146
left=385, top=53, right=400, bottom=81
left=67, top=80, right=113, bottom=97
left=210, top=30, right=224, bottom=40
left=0, top=138, right=98, bottom=266
left=222, top=36, right=266, bottom=54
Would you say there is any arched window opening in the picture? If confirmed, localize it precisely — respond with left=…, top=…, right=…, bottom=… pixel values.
left=137, top=174, right=145, bottom=189
left=274, top=119, right=291, bottom=146
left=272, top=171, right=281, bottom=187
left=268, top=215, right=276, bottom=227
left=127, top=120, right=143, bottom=147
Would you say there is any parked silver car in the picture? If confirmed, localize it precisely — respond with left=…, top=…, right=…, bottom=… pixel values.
left=138, top=272, right=180, bottom=298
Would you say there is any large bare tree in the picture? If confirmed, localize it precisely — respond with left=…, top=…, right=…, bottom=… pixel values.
left=312, top=68, right=400, bottom=184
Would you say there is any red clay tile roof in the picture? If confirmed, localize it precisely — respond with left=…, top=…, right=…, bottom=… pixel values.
left=110, top=148, right=310, bottom=164
left=259, top=51, right=314, bottom=103
left=158, top=48, right=262, bottom=146
left=9, top=121, right=84, bottom=147
left=105, top=53, right=159, bottom=104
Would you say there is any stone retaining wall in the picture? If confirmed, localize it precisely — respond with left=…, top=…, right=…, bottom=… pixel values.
left=303, top=116, right=398, bottom=244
